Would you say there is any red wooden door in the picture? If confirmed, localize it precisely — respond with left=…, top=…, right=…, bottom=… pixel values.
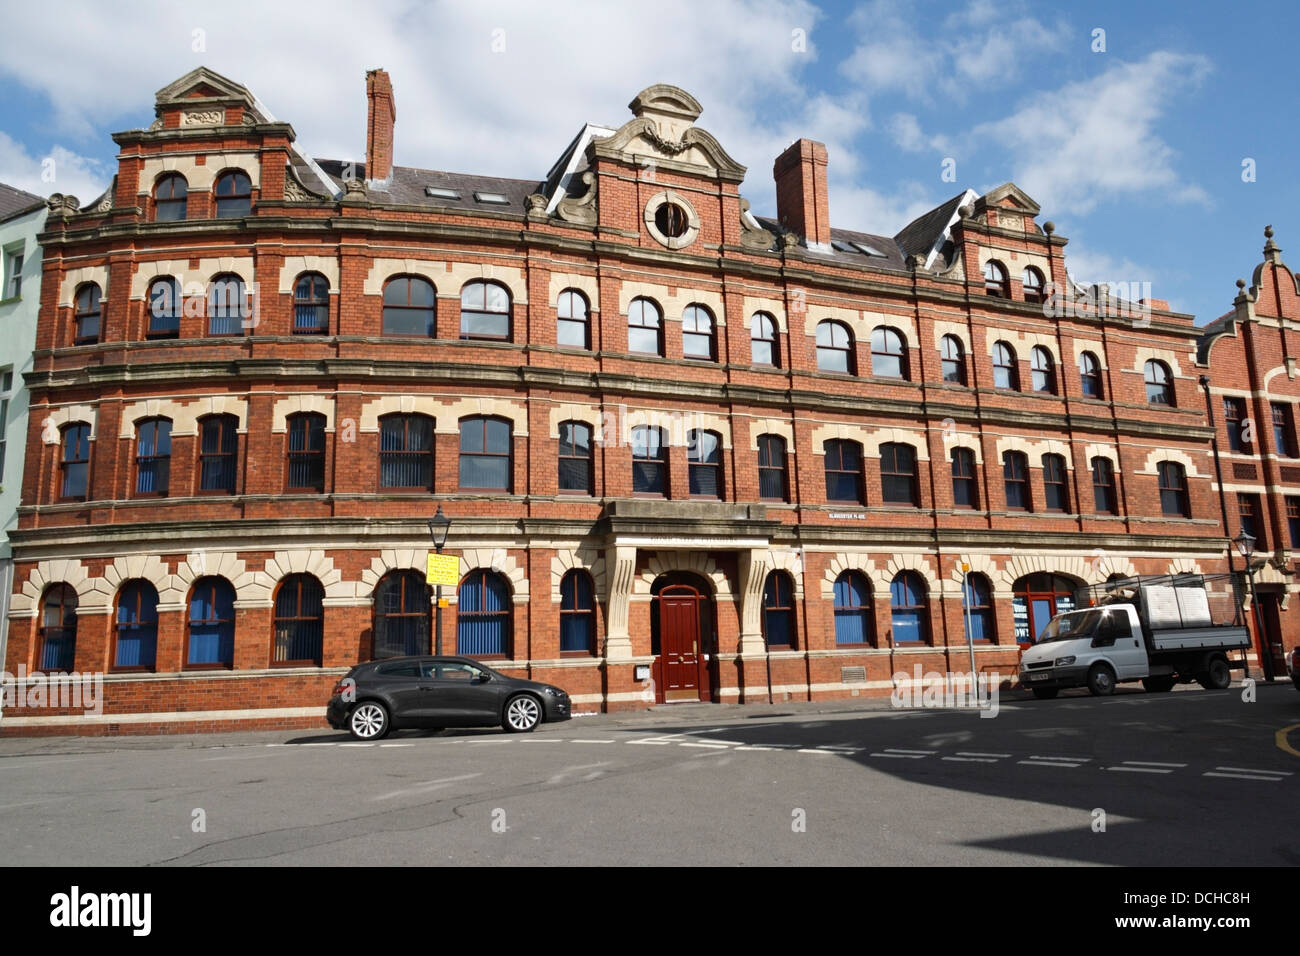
left=660, top=587, right=702, bottom=702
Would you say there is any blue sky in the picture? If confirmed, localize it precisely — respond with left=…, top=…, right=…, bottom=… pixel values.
left=1, top=0, right=1296, bottom=324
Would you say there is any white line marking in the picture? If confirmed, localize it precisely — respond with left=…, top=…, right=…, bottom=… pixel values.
left=379, top=743, right=414, bottom=748
left=816, top=746, right=864, bottom=753
left=871, top=752, right=927, bottom=759
left=798, top=748, right=835, bottom=755
left=943, top=756, right=998, bottom=763
left=519, top=738, right=565, bottom=743
left=1019, top=760, right=1082, bottom=768
left=301, top=742, right=336, bottom=747
left=339, top=743, right=375, bottom=748
left=735, top=745, right=778, bottom=751
left=469, top=739, right=514, bottom=745
left=1204, top=772, right=1286, bottom=782
left=1031, top=755, right=1093, bottom=762
left=690, top=738, right=747, bottom=746
left=884, top=748, right=938, bottom=755
left=956, top=751, right=1011, bottom=759
left=626, top=739, right=671, bottom=746
left=1107, top=765, right=1173, bottom=774
left=679, top=742, right=730, bottom=749
left=372, top=772, right=483, bottom=801
left=1120, top=761, right=1187, bottom=768
left=570, top=739, right=616, bottom=744
left=1215, top=766, right=1292, bottom=776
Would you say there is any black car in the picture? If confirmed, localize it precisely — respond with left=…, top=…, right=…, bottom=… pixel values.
left=326, top=656, right=572, bottom=740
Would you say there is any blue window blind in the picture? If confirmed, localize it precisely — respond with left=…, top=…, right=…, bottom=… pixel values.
left=188, top=577, right=235, bottom=666
left=559, top=570, right=593, bottom=652
left=458, top=571, right=511, bottom=656
left=833, top=572, right=870, bottom=645
left=890, top=573, right=926, bottom=643
left=115, top=581, right=159, bottom=668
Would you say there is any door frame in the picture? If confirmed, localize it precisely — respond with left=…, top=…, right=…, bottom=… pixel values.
left=650, top=575, right=716, bottom=703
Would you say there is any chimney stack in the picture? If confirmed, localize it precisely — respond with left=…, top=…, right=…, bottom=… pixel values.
left=774, top=139, right=830, bottom=251
left=365, top=69, right=396, bottom=184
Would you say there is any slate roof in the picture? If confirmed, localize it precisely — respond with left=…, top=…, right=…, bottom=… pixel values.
left=314, top=160, right=541, bottom=215
left=894, top=191, right=967, bottom=262
left=0, top=182, right=44, bottom=223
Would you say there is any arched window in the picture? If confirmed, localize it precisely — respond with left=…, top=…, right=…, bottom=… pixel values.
left=293, top=273, right=329, bottom=334
left=1003, top=450, right=1030, bottom=511
left=940, top=335, right=965, bottom=385
left=1158, top=461, right=1189, bottom=517
left=1144, top=360, right=1173, bottom=405
left=1079, top=351, right=1103, bottom=399
left=459, top=416, right=512, bottom=491
left=1042, top=453, right=1070, bottom=512
left=557, top=420, right=593, bottom=494
left=824, top=439, right=864, bottom=503
left=687, top=429, right=723, bottom=499
left=833, top=571, right=872, bottom=645
left=114, top=580, right=159, bottom=670
left=983, top=260, right=1009, bottom=297
left=383, top=276, right=435, bottom=337
left=147, top=277, right=180, bottom=338
left=890, top=572, right=928, bottom=644
left=458, top=570, right=512, bottom=657
left=763, top=571, right=796, bottom=648
left=757, top=434, right=788, bottom=501
left=870, top=326, right=908, bottom=379
left=1031, top=346, right=1056, bottom=394
left=39, top=584, right=78, bottom=671
left=559, top=569, right=595, bottom=653
left=1022, top=267, right=1045, bottom=303
left=153, top=173, right=188, bottom=221
left=379, top=413, right=434, bottom=490
left=73, top=282, right=101, bottom=345
left=751, top=312, right=779, bottom=367
left=951, top=447, right=978, bottom=508
left=816, top=320, right=854, bottom=374
left=286, top=412, right=326, bottom=491
left=60, top=423, right=91, bottom=500
left=682, top=304, right=716, bottom=361
left=373, top=570, right=429, bottom=658
left=187, top=577, right=235, bottom=668
left=992, top=341, right=1018, bottom=390
left=207, top=274, right=246, bottom=336
left=460, top=280, right=511, bottom=340
left=557, top=289, right=589, bottom=349
left=135, top=418, right=172, bottom=495
left=1091, top=457, right=1118, bottom=514
left=628, top=297, right=663, bottom=355
left=880, top=442, right=919, bottom=506
left=962, top=573, right=994, bottom=642
left=273, top=574, right=324, bottom=665
left=214, top=170, right=251, bottom=218
left=631, top=425, right=667, bottom=495
left=198, top=414, right=239, bottom=493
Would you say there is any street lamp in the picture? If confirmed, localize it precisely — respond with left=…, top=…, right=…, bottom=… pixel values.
left=1232, top=528, right=1274, bottom=682
left=428, top=506, right=452, bottom=656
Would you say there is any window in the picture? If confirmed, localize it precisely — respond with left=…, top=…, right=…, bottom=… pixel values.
left=147, top=277, right=180, bottom=337
left=135, top=418, right=172, bottom=495
left=559, top=570, right=595, bottom=653
left=60, top=423, right=91, bottom=499
left=757, top=434, right=788, bottom=501
left=1157, top=461, right=1189, bottom=517
left=1223, top=397, right=1248, bottom=452
left=940, top=335, right=965, bottom=385
left=458, top=570, right=511, bottom=656
left=688, top=429, right=723, bottom=498
left=0, top=369, right=11, bottom=483
left=214, top=170, right=251, bottom=218
left=557, top=289, right=589, bottom=349
left=383, top=276, right=435, bottom=337
left=951, top=447, right=978, bottom=508
left=762, top=571, right=796, bottom=648
left=824, top=440, right=864, bottom=504
left=373, top=570, right=429, bottom=658
left=833, top=571, right=872, bottom=645
left=890, top=572, right=928, bottom=643
left=962, top=573, right=994, bottom=642
left=38, top=584, right=78, bottom=671
left=1272, top=403, right=1296, bottom=457
left=293, top=273, right=329, bottom=334
left=654, top=201, right=690, bottom=238
left=1042, top=454, right=1070, bottom=512
left=460, top=280, right=510, bottom=339
left=73, top=283, right=101, bottom=344
left=631, top=425, right=667, bottom=495
left=1003, top=451, right=1030, bottom=511
left=992, top=341, right=1018, bottom=390
left=1287, top=497, right=1300, bottom=549
left=870, top=326, right=908, bottom=379
left=459, top=416, right=512, bottom=491
left=287, top=413, right=326, bottom=491
left=379, top=414, right=434, bottom=491
left=751, top=312, right=779, bottom=367
left=198, top=415, right=238, bottom=493
left=880, top=442, right=919, bottom=506
left=1031, top=347, right=1056, bottom=394
left=187, top=577, right=235, bottom=667
left=558, top=420, right=593, bottom=494
left=273, top=574, right=324, bottom=665
left=114, top=581, right=159, bottom=671
left=4, top=247, right=23, bottom=299
left=627, top=297, right=663, bottom=355
left=1144, top=360, right=1173, bottom=405
left=816, top=320, right=854, bottom=374
left=983, top=260, right=1009, bottom=297
left=682, top=305, right=715, bottom=361
left=154, top=173, right=188, bottom=221
left=1022, top=267, right=1045, bottom=304
left=1079, top=351, right=1103, bottom=399
left=1091, top=457, right=1117, bottom=514
left=1238, top=494, right=1264, bottom=549
left=207, top=274, right=246, bottom=336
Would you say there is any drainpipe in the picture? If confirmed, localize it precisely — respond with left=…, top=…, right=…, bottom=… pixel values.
left=1201, top=374, right=1246, bottom=675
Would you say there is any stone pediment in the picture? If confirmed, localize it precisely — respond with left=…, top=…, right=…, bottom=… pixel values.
left=976, top=182, right=1041, bottom=215
left=154, top=67, right=268, bottom=123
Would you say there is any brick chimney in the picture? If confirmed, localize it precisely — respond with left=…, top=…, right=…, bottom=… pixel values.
left=774, top=139, right=830, bottom=251
left=365, top=69, right=396, bottom=184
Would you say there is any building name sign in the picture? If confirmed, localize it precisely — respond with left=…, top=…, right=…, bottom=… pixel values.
left=828, top=512, right=867, bottom=520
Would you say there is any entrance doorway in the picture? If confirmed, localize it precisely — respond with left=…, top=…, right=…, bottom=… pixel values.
left=1255, top=588, right=1285, bottom=678
left=1012, top=573, right=1078, bottom=647
left=650, top=572, right=716, bottom=703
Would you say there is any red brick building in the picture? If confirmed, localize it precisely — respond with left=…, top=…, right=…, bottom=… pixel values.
left=0, top=67, right=1285, bottom=734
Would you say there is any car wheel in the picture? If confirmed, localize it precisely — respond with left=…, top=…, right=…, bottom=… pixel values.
left=1201, top=657, right=1231, bottom=690
left=349, top=702, right=390, bottom=740
left=1087, top=664, right=1116, bottom=697
left=1032, top=687, right=1059, bottom=700
left=502, top=694, right=542, bottom=733
left=1142, top=676, right=1175, bottom=693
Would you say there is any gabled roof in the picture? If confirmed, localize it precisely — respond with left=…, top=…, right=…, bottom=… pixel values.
left=0, top=182, right=45, bottom=223
left=894, top=191, right=968, bottom=261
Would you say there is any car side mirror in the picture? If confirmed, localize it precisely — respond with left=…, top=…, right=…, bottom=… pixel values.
left=476, top=673, right=491, bottom=683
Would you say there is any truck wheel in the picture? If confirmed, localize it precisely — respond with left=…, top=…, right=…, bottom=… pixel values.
left=1198, top=657, right=1231, bottom=690
left=1141, top=677, right=1175, bottom=693
left=1087, top=664, right=1117, bottom=697
left=1032, top=687, right=1059, bottom=700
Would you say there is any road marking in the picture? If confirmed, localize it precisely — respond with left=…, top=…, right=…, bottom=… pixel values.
left=1274, top=724, right=1300, bottom=759
left=798, top=748, right=835, bottom=755
left=339, top=743, right=375, bottom=748
left=690, top=738, right=747, bottom=746
left=956, top=751, right=1011, bottom=759
left=1214, top=766, right=1292, bottom=776
left=735, top=745, right=778, bottom=751
left=871, top=752, right=927, bottom=759
left=301, top=742, right=336, bottom=747
left=883, top=748, right=937, bottom=755
left=1019, top=756, right=1087, bottom=768
left=469, top=739, right=514, bottom=745
left=679, top=742, right=730, bottom=749
left=1107, top=765, right=1173, bottom=774
left=626, top=738, right=671, bottom=746
left=1204, top=771, right=1287, bottom=782
left=816, top=746, right=864, bottom=753
left=1120, top=761, right=1187, bottom=768
left=519, top=738, right=565, bottom=744
left=570, top=738, right=616, bottom=744
left=943, top=756, right=998, bottom=763
left=372, top=772, right=483, bottom=801
left=379, top=743, right=414, bottom=748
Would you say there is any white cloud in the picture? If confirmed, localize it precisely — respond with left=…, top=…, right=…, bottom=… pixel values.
left=0, top=133, right=111, bottom=202
left=887, top=112, right=951, bottom=154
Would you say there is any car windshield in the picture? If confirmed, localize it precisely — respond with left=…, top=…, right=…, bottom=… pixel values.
left=1038, top=609, right=1103, bottom=644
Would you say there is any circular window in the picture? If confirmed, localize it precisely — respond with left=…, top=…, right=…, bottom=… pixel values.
left=655, top=202, right=690, bottom=239
left=644, top=190, right=700, bottom=250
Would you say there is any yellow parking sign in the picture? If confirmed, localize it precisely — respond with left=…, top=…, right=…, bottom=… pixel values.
left=426, top=553, right=459, bottom=587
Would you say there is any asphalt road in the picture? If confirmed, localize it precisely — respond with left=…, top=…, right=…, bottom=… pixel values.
left=1, top=683, right=1296, bottom=866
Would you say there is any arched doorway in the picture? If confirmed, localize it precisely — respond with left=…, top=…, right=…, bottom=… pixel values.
left=650, top=572, right=716, bottom=703
left=1012, top=573, right=1078, bottom=647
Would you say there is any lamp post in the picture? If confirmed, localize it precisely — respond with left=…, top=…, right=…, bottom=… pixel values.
left=1233, top=528, right=1274, bottom=682
left=962, top=563, right=977, bottom=703
left=428, top=506, right=452, bottom=656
